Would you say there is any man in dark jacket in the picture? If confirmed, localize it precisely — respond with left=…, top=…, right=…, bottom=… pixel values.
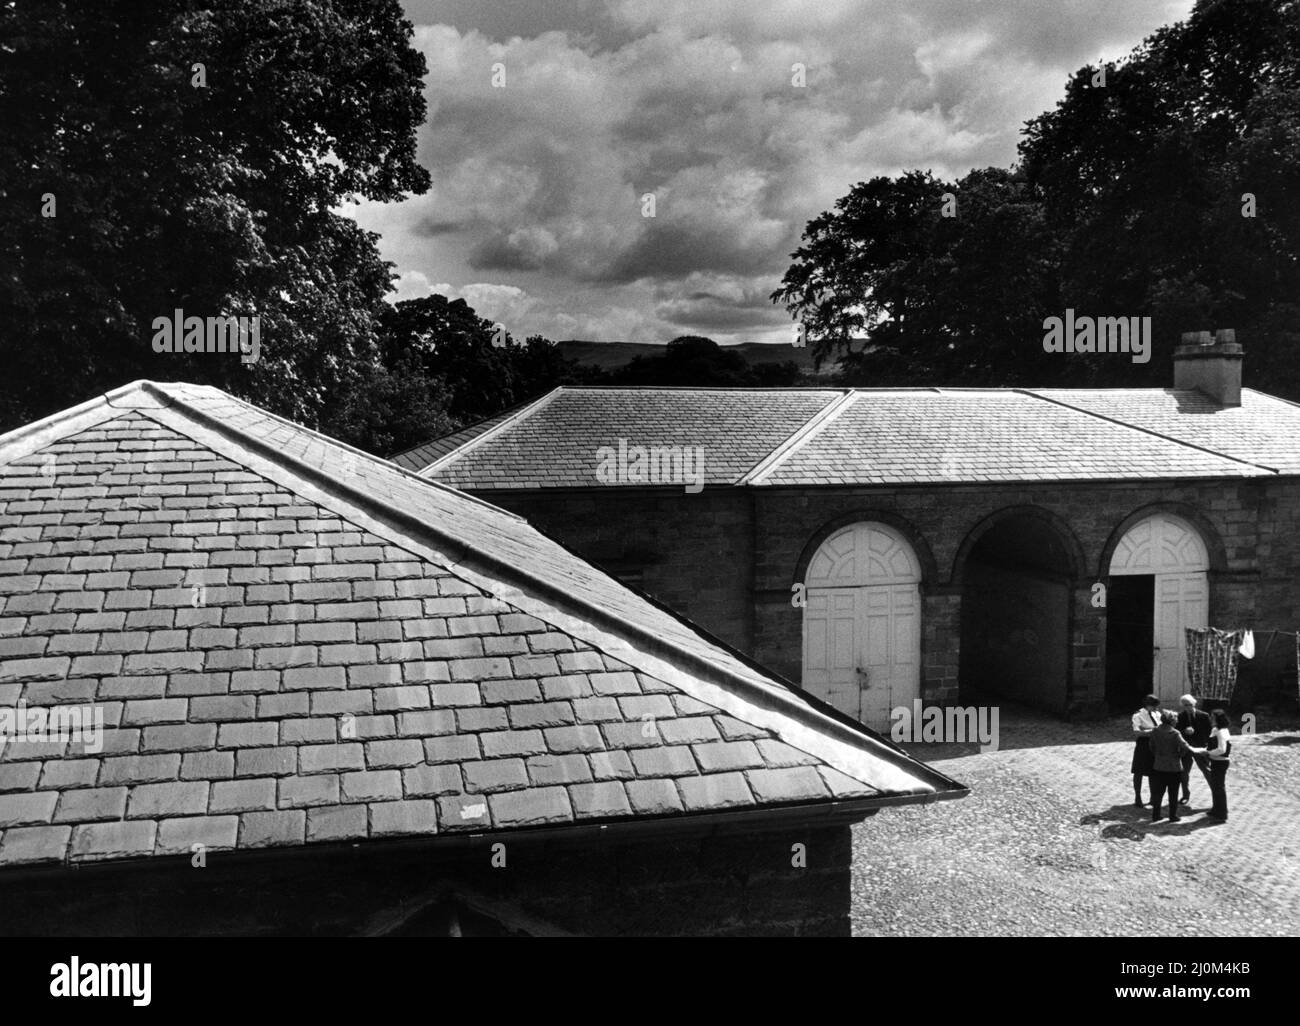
left=1176, top=694, right=1212, bottom=806
left=1149, top=711, right=1205, bottom=823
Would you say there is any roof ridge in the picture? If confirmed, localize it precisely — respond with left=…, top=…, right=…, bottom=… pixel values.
left=739, top=389, right=858, bottom=485
left=1241, top=386, right=1300, bottom=411
left=0, top=379, right=165, bottom=468
left=550, top=385, right=845, bottom=393
left=1018, top=388, right=1281, bottom=475
left=418, top=387, right=563, bottom=477
left=143, top=382, right=527, bottom=522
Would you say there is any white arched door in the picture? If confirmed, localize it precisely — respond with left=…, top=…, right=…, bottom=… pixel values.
left=802, top=522, right=921, bottom=730
left=1109, top=513, right=1209, bottom=702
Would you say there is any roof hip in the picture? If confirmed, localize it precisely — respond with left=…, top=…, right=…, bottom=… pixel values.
left=1019, top=388, right=1280, bottom=475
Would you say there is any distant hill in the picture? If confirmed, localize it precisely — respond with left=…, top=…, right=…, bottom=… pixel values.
left=556, top=340, right=838, bottom=377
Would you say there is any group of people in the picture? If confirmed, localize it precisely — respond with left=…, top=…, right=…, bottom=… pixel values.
left=1130, top=694, right=1232, bottom=823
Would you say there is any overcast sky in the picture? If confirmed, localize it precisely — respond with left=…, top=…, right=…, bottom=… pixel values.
left=349, top=0, right=1194, bottom=345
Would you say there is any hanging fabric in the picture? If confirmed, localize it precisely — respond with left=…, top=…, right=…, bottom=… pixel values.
left=1239, top=629, right=1255, bottom=659
left=1184, top=627, right=1243, bottom=700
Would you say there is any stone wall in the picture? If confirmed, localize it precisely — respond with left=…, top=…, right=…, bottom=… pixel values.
left=0, top=822, right=856, bottom=937
left=502, top=488, right=756, bottom=656
left=484, top=477, right=1294, bottom=717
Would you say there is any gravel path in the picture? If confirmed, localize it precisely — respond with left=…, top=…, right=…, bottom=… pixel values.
left=851, top=707, right=1300, bottom=936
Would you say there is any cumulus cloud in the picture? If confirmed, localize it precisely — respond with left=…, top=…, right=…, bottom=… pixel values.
left=359, top=0, right=1194, bottom=343
left=655, top=273, right=790, bottom=331
left=434, top=282, right=537, bottom=326
left=389, top=269, right=436, bottom=302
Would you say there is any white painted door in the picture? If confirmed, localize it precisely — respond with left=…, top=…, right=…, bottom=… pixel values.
left=802, top=521, right=923, bottom=731
left=803, top=588, right=861, bottom=720
left=802, top=583, right=921, bottom=731
left=1153, top=572, right=1208, bottom=702
left=859, top=584, right=921, bottom=729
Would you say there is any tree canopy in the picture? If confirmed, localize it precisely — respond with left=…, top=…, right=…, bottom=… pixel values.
left=373, top=294, right=587, bottom=430
left=608, top=335, right=802, bottom=387
left=0, top=0, right=431, bottom=431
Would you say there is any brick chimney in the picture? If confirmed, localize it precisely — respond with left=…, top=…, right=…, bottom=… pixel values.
left=1174, top=329, right=1242, bottom=407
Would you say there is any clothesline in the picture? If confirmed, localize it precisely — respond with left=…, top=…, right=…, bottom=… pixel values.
left=1185, top=627, right=1300, bottom=703
left=1108, top=622, right=1299, bottom=663
left=1251, top=628, right=1293, bottom=661
left=1104, top=621, right=1300, bottom=639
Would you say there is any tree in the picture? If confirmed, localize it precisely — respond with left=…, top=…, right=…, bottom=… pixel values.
left=1020, top=0, right=1300, bottom=392
left=609, top=335, right=802, bottom=386
left=0, top=0, right=431, bottom=430
left=321, top=359, right=454, bottom=459
left=772, top=171, right=945, bottom=376
left=772, top=169, right=1061, bottom=386
left=377, top=294, right=589, bottom=430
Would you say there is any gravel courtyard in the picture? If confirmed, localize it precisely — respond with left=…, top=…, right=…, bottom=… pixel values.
left=851, top=704, right=1300, bottom=936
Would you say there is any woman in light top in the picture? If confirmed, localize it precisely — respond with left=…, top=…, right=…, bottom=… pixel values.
left=1130, top=694, right=1161, bottom=807
left=1205, top=708, right=1232, bottom=822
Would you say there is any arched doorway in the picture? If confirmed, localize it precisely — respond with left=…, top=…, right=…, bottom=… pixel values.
left=1107, top=512, right=1209, bottom=706
left=957, top=510, right=1077, bottom=713
left=801, top=522, right=921, bottom=731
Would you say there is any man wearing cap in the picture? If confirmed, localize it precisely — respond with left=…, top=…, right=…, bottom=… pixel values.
left=1176, top=694, right=1212, bottom=807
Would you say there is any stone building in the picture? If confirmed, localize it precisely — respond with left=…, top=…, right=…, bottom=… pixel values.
left=0, top=381, right=963, bottom=936
left=395, top=334, right=1300, bottom=727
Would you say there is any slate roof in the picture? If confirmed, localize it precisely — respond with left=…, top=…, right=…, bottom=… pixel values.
left=1031, top=388, right=1300, bottom=475
left=418, top=387, right=844, bottom=488
left=0, top=381, right=963, bottom=870
left=411, top=386, right=1297, bottom=489
left=756, top=389, right=1268, bottom=486
left=388, top=406, right=519, bottom=474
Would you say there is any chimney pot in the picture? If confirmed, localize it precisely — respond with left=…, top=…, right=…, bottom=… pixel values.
left=1174, top=328, right=1242, bottom=406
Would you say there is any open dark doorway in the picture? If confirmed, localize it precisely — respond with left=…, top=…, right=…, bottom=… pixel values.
left=958, top=514, right=1074, bottom=713
left=1104, top=575, right=1154, bottom=712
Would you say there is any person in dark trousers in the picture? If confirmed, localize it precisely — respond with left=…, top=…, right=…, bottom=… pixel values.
left=1205, top=709, right=1233, bottom=822
left=1130, top=694, right=1161, bottom=807
left=1148, top=710, right=1206, bottom=823
left=1176, top=693, right=1212, bottom=806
